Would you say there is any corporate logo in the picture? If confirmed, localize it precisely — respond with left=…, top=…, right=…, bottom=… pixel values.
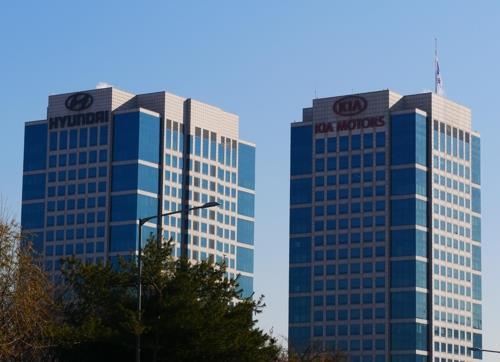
left=315, top=96, right=385, bottom=133
left=65, top=92, right=93, bottom=112
left=49, top=92, right=107, bottom=130
left=333, top=95, right=367, bottom=116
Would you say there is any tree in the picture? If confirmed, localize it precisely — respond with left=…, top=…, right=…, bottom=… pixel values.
left=279, top=340, right=347, bottom=362
left=54, top=238, right=280, bottom=361
left=0, top=209, right=57, bottom=361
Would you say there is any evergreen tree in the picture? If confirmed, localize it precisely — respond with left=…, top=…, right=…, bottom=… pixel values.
left=54, top=239, right=280, bottom=361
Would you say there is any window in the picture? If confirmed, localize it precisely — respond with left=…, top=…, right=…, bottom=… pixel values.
left=391, top=112, right=427, bottom=166
left=351, top=135, right=361, bottom=149
left=315, top=138, right=325, bottom=154
left=391, top=291, right=427, bottom=319
left=289, top=267, right=311, bottom=293
left=290, top=178, right=313, bottom=205
left=290, top=237, right=311, bottom=263
left=327, top=137, right=336, bottom=152
left=363, top=133, right=373, bottom=148
left=391, top=260, right=427, bottom=288
left=376, top=132, right=385, bottom=147
left=391, top=199, right=427, bottom=226
left=339, top=136, right=349, bottom=151
left=391, top=168, right=427, bottom=196
left=59, top=130, right=68, bottom=149
left=391, top=229, right=427, bottom=257
left=315, top=158, right=325, bottom=172
left=291, top=126, right=312, bottom=176
left=79, top=128, right=88, bottom=147
left=391, top=323, right=427, bottom=351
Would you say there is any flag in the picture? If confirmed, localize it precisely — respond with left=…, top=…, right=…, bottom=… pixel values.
left=435, top=44, right=444, bottom=95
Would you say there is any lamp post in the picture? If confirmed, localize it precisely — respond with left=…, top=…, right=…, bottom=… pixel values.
left=135, top=201, right=219, bottom=362
left=468, top=346, right=500, bottom=354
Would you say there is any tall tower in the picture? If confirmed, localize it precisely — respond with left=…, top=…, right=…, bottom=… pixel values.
left=21, top=87, right=255, bottom=297
left=289, top=90, right=482, bottom=361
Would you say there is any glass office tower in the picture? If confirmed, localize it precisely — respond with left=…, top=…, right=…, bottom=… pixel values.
left=289, top=90, right=482, bottom=361
left=21, top=87, right=255, bottom=297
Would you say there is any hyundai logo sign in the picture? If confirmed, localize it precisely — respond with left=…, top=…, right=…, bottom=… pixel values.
left=65, top=92, right=93, bottom=112
left=333, top=95, right=367, bottom=117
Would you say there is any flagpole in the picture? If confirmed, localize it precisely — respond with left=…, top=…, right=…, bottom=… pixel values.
left=434, top=38, right=437, bottom=94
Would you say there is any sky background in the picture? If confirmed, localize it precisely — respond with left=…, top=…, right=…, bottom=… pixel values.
left=1, top=0, right=499, bottom=358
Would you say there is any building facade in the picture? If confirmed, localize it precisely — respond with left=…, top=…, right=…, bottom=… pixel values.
left=21, top=87, right=255, bottom=297
left=289, top=90, right=482, bottom=361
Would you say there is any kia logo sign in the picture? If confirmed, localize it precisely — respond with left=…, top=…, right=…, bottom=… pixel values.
left=65, top=92, right=93, bottom=112
left=333, top=96, right=367, bottom=116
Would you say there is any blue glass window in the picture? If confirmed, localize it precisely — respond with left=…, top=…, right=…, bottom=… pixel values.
left=315, top=158, right=324, bottom=172
left=113, top=112, right=160, bottom=163
left=237, top=218, right=254, bottom=245
left=290, top=178, right=312, bottom=205
left=315, top=138, right=325, bottom=154
left=89, top=127, right=98, bottom=146
left=391, top=199, right=427, bottom=226
left=290, top=237, right=311, bottom=263
left=59, top=130, right=67, bottom=150
left=291, top=126, right=312, bottom=176
left=391, top=112, right=427, bottom=166
left=237, top=191, right=255, bottom=217
left=363, top=133, right=373, bottom=148
left=339, top=136, right=348, bottom=151
left=391, top=229, right=427, bottom=257
left=376, top=132, right=385, bottom=147
left=24, top=124, right=47, bottom=172
left=352, top=135, right=361, bottom=150
left=391, top=323, right=427, bottom=351
left=22, top=174, right=46, bottom=200
left=375, top=152, right=385, bottom=166
left=21, top=202, right=44, bottom=229
left=391, top=168, right=427, bottom=196
left=472, top=245, right=481, bottom=271
left=79, top=128, right=88, bottom=147
left=290, top=207, right=311, bottom=234
left=238, top=143, right=256, bottom=189
left=49, top=132, right=57, bottom=151
left=100, top=125, right=108, bottom=145
left=290, top=267, right=311, bottom=293
left=471, top=135, right=480, bottom=184
left=391, top=260, right=427, bottom=288
left=391, top=291, right=427, bottom=319
left=236, top=246, right=253, bottom=273
left=327, top=137, right=336, bottom=152
left=472, top=216, right=481, bottom=241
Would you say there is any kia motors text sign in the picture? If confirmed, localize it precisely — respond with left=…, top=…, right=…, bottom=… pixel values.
left=333, top=95, right=367, bottom=116
left=315, top=116, right=385, bottom=134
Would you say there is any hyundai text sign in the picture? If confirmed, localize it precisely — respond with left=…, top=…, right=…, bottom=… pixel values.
left=49, top=111, right=109, bottom=130
left=65, top=92, right=94, bottom=112
left=333, top=96, right=367, bottom=116
left=49, top=92, right=108, bottom=130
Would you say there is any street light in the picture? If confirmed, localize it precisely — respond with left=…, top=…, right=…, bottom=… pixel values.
left=135, top=201, right=220, bottom=362
left=468, top=346, right=500, bottom=354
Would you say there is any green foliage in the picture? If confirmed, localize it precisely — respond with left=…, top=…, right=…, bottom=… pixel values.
left=53, top=239, right=280, bottom=362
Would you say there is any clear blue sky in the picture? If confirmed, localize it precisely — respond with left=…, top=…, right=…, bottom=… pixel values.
left=1, top=1, right=499, bottom=357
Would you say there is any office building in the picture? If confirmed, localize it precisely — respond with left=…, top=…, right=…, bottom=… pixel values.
left=289, top=90, right=482, bottom=361
left=21, top=86, right=255, bottom=297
